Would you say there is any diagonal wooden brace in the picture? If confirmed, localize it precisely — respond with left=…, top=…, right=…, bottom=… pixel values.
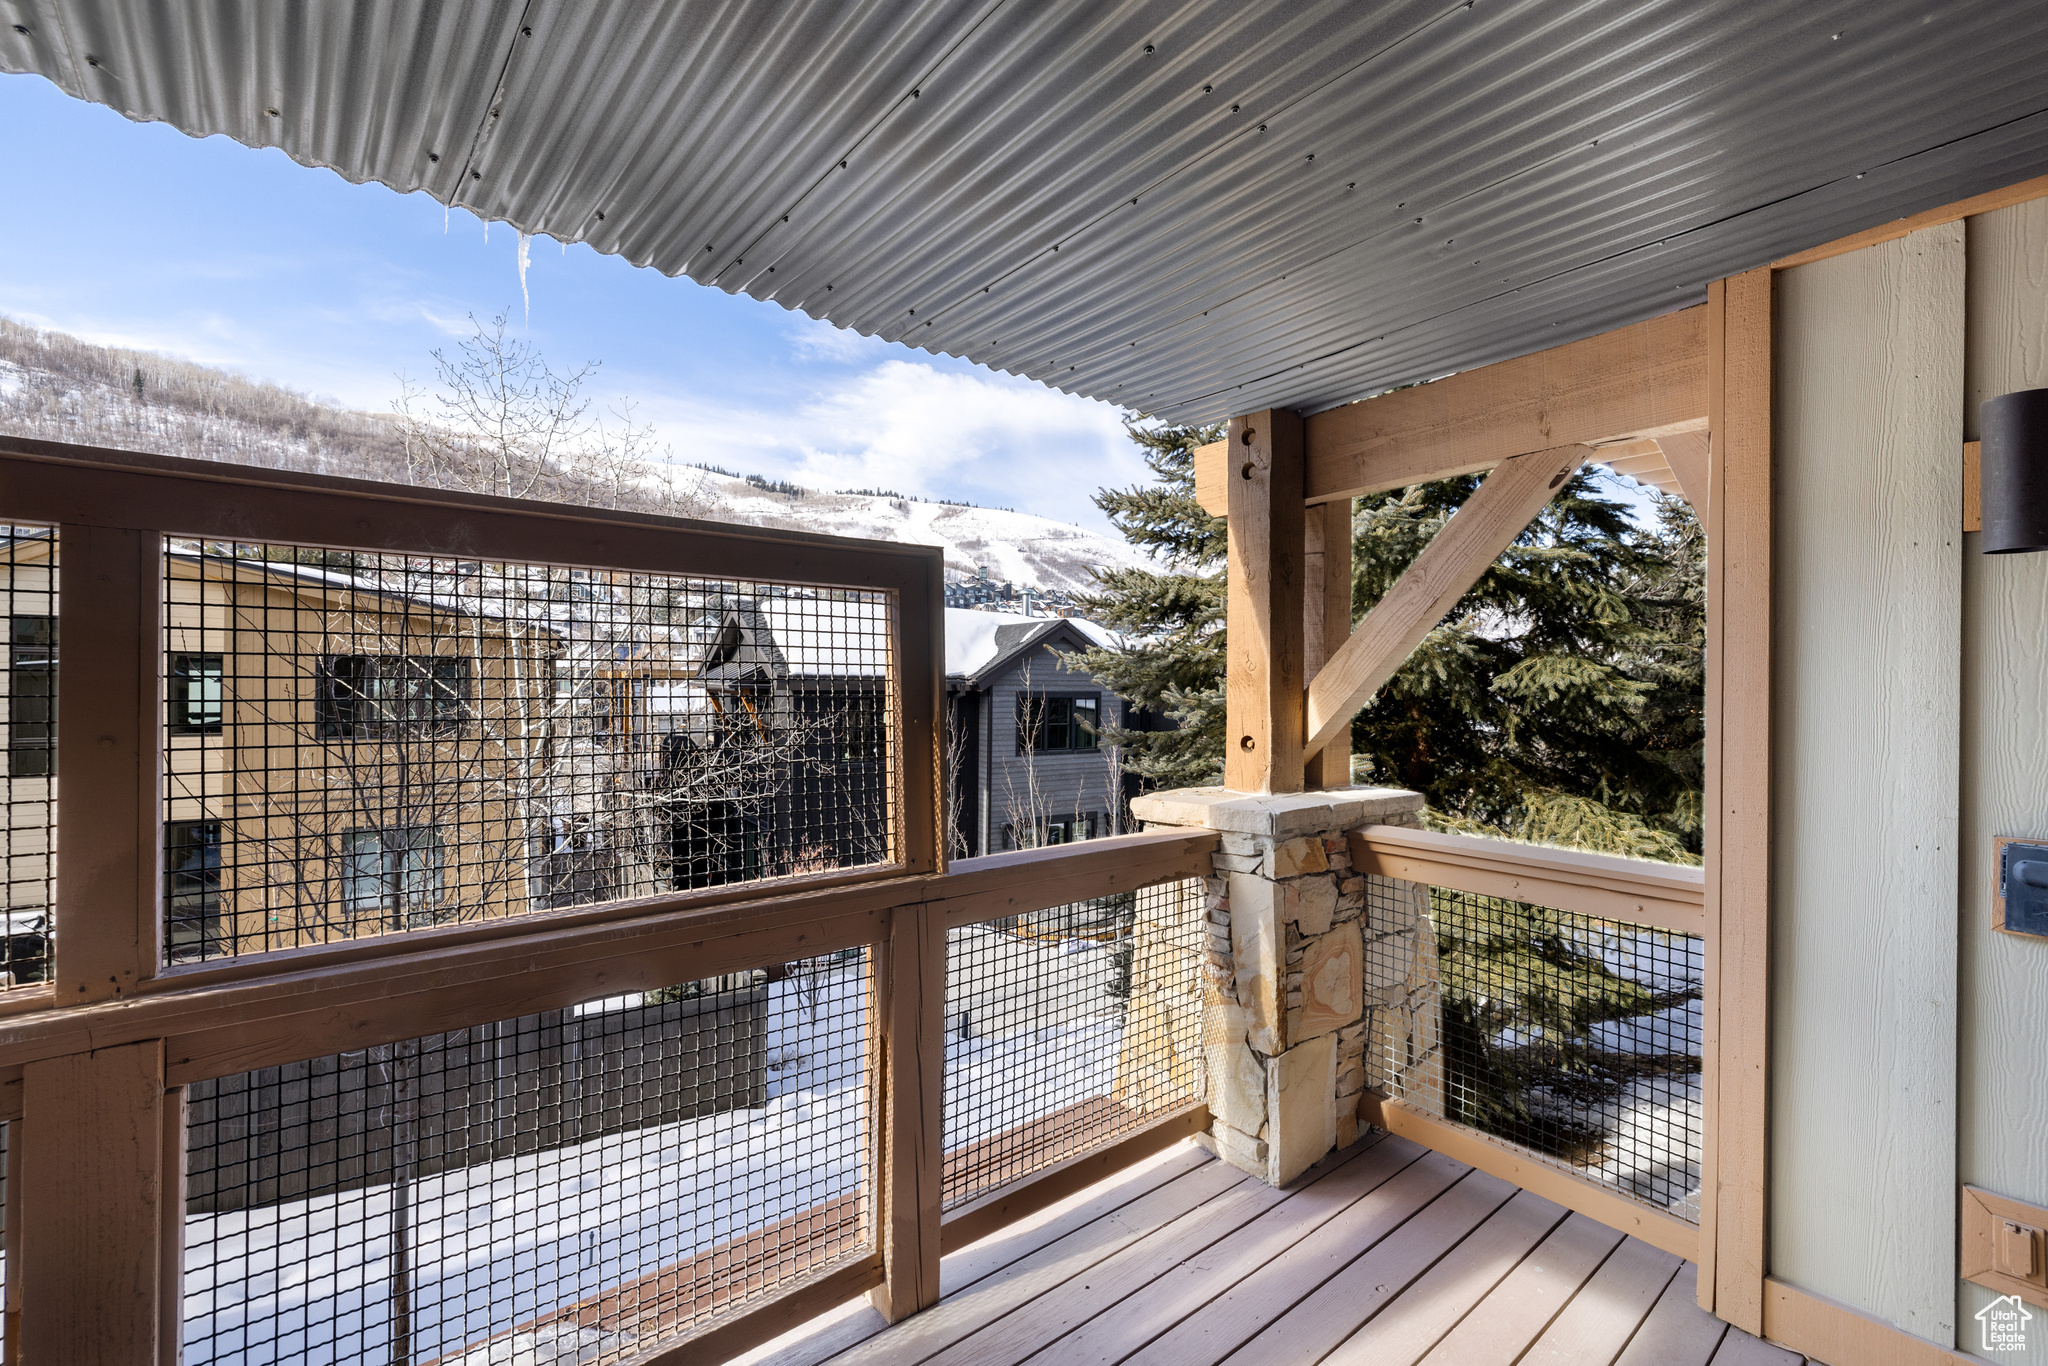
left=1302, top=443, right=1591, bottom=758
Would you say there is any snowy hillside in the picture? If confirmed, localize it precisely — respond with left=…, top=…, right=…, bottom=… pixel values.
left=0, top=317, right=1154, bottom=594
left=679, top=473, right=1151, bottom=594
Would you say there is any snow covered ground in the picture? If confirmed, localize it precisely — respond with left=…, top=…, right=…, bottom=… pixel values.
left=183, top=937, right=1137, bottom=1365
left=1486, top=928, right=1705, bottom=1216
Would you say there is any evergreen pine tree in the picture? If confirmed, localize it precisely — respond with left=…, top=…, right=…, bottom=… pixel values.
left=1069, top=418, right=1226, bottom=789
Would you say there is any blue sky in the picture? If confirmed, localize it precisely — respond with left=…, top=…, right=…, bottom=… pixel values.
left=0, top=72, right=1151, bottom=533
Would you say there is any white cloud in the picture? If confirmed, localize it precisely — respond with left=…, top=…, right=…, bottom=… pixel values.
left=785, top=315, right=890, bottom=365
left=637, top=359, right=1147, bottom=531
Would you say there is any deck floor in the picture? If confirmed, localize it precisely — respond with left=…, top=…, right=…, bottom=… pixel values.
left=734, top=1132, right=1805, bottom=1366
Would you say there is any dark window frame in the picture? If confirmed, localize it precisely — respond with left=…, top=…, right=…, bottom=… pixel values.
left=1000, top=811, right=1099, bottom=850
left=169, top=652, right=225, bottom=735
left=315, top=653, right=471, bottom=738
left=164, top=818, right=223, bottom=962
left=8, top=615, right=56, bottom=777
left=1015, top=692, right=1101, bottom=754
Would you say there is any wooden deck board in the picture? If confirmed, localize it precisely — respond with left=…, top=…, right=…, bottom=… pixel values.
left=1027, top=1136, right=1429, bottom=1366
left=1612, top=1265, right=1731, bottom=1366
left=1318, top=1189, right=1572, bottom=1366
left=793, top=1138, right=1807, bottom=1366
left=1412, top=1213, right=1627, bottom=1364
left=1166, top=1163, right=1513, bottom=1366
left=820, top=1152, right=1247, bottom=1366
left=1519, top=1234, right=1684, bottom=1364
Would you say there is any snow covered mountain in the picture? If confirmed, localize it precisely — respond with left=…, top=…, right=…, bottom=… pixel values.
left=0, top=316, right=1154, bottom=594
left=677, top=473, right=1151, bottom=594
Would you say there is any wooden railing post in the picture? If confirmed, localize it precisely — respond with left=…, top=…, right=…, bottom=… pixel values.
left=871, top=901, right=944, bottom=1321
left=1224, top=410, right=1306, bottom=795
left=19, top=1039, right=167, bottom=1363
left=55, top=521, right=163, bottom=1001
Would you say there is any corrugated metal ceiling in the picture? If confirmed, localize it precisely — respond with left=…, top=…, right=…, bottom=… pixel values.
left=5, top=0, right=2046, bottom=423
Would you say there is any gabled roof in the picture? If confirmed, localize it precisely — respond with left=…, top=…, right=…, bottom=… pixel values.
left=7, top=2, right=2045, bottom=424
left=946, top=607, right=1118, bottom=687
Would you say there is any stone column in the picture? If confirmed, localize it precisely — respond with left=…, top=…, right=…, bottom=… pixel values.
left=1130, top=785, right=1436, bottom=1186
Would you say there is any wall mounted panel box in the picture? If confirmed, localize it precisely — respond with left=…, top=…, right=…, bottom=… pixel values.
left=1999, top=839, right=2048, bottom=938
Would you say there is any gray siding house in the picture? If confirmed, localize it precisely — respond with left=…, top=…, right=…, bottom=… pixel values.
left=945, top=608, right=1163, bottom=858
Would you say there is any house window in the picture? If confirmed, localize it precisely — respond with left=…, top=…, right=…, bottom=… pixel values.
left=1016, top=694, right=1100, bottom=754
left=8, top=616, right=55, bottom=777
left=164, top=820, right=222, bottom=961
left=341, top=827, right=447, bottom=929
left=1001, top=812, right=1098, bottom=850
left=169, top=653, right=225, bottom=734
left=316, top=654, right=469, bottom=737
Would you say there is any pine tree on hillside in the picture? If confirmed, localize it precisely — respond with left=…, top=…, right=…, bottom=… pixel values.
left=1075, top=420, right=1705, bottom=859
left=1068, top=419, right=1227, bottom=789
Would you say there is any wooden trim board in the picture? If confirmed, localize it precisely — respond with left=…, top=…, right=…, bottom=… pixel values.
left=1965, top=439, right=1982, bottom=533
left=1962, top=1184, right=2048, bottom=1309
left=632, top=1254, right=885, bottom=1366
left=1761, top=1277, right=1978, bottom=1365
left=1348, top=825, right=1706, bottom=935
left=1771, top=172, right=2048, bottom=270
left=1698, top=266, right=1774, bottom=1331
left=1359, top=1091, right=1698, bottom=1263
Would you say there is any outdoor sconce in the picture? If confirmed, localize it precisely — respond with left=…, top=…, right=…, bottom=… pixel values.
left=1981, top=387, right=2048, bottom=553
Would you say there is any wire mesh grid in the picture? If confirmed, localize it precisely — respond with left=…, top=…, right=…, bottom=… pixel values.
left=1366, top=877, right=1703, bottom=1217
left=181, top=950, right=872, bottom=1365
left=0, top=526, right=55, bottom=990
left=159, top=538, right=896, bottom=964
left=941, top=877, right=1203, bottom=1211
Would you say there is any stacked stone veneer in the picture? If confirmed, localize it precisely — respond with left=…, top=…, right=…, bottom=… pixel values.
left=1130, top=785, right=1443, bottom=1186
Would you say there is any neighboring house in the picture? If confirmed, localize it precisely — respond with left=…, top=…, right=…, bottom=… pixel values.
left=945, top=607, right=1167, bottom=858
left=0, top=537, right=892, bottom=969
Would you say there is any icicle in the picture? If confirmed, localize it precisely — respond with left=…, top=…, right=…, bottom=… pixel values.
left=518, top=232, right=533, bottom=322
left=443, top=203, right=449, bottom=234
left=484, top=220, right=490, bottom=244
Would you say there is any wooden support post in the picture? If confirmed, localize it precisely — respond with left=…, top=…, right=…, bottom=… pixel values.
left=1224, top=410, right=1306, bottom=794
left=55, top=522, right=162, bottom=1002
left=1697, top=268, right=1772, bottom=1330
left=20, top=1040, right=166, bottom=1363
left=1303, top=443, right=1589, bottom=757
left=871, top=904, right=944, bottom=1321
left=160, top=1086, right=185, bottom=1364
left=1302, top=499, right=1353, bottom=789
left=3, top=1115, right=20, bottom=1363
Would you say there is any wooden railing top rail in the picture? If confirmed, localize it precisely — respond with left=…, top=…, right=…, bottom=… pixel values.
left=0, top=828, right=1218, bottom=1095
left=1349, top=824, right=1706, bottom=936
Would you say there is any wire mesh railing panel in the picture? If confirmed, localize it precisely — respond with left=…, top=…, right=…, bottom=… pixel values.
left=159, top=539, right=896, bottom=963
left=0, top=527, right=55, bottom=990
left=1366, top=877, right=1703, bottom=1219
left=941, top=878, right=1203, bottom=1211
left=181, top=951, right=871, bottom=1365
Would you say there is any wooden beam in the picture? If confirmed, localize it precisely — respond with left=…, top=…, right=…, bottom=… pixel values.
left=1193, top=439, right=1228, bottom=518
left=20, top=1040, right=165, bottom=1364
left=1348, top=826, right=1706, bottom=936
left=934, top=830, right=1219, bottom=929
left=1303, top=499, right=1354, bottom=789
left=1770, top=171, right=2048, bottom=271
left=1299, top=307, right=1707, bottom=504
left=56, top=523, right=161, bottom=1002
left=1224, top=410, right=1306, bottom=794
left=1698, top=267, right=1773, bottom=1330
left=1657, top=430, right=1710, bottom=513
left=1359, top=1091, right=1698, bottom=1263
left=1303, top=443, right=1589, bottom=757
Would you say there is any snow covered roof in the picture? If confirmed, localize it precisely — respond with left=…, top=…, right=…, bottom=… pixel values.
left=945, top=607, right=1119, bottom=684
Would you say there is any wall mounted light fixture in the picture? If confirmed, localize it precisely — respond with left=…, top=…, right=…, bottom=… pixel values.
left=1981, top=387, right=2048, bottom=554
